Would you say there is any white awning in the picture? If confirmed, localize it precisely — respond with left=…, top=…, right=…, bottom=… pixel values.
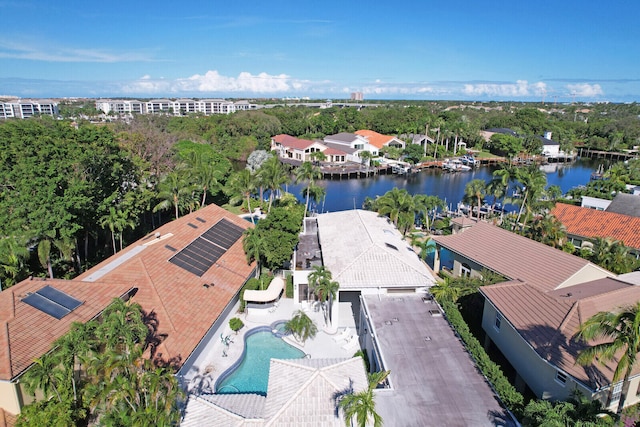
left=243, top=277, right=285, bottom=303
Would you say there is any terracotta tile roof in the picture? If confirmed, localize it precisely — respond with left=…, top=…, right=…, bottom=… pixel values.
left=552, top=202, right=640, bottom=249
left=321, top=146, right=348, bottom=155
left=354, top=129, right=397, bottom=149
left=74, top=204, right=255, bottom=368
left=433, top=221, right=612, bottom=292
left=0, top=278, right=133, bottom=381
left=481, top=277, right=640, bottom=388
left=272, top=134, right=317, bottom=150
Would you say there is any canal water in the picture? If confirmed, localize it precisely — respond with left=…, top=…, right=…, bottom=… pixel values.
left=290, top=158, right=608, bottom=213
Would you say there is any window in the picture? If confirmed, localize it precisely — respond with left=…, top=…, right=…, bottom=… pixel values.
left=555, top=371, right=567, bottom=385
left=461, top=263, right=471, bottom=278
left=494, top=312, right=502, bottom=331
left=611, top=382, right=623, bottom=405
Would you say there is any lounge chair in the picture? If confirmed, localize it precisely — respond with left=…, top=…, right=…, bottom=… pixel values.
left=332, top=328, right=351, bottom=342
left=342, top=335, right=359, bottom=351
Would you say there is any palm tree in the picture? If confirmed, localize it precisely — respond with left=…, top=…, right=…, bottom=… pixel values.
left=308, top=265, right=331, bottom=301
left=338, top=370, right=390, bottom=427
left=284, top=310, right=317, bottom=345
left=513, top=165, right=547, bottom=229
left=526, top=213, right=567, bottom=249
left=258, top=156, right=290, bottom=212
left=295, top=161, right=322, bottom=217
left=305, top=183, right=326, bottom=214
left=314, top=275, right=340, bottom=326
left=590, top=237, right=639, bottom=274
left=153, top=170, right=193, bottom=219
left=463, top=179, right=487, bottom=220
left=376, top=188, right=415, bottom=234
left=227, top=169, right=257, bottom=221
left=0, top=236, right=29, bottom=289
left=37, top=238, right=54, bottom=279
left=576, top=302, right=640, bottom=414
left=412, top=194, right=445, bottom=230
left=242, top=228, right=262, bottom=278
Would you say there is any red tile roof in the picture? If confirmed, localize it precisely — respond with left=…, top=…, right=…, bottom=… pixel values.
left=354, top=130, right=397, bottom=149
left=481, top=277, right=640, bottom=388
left=0, top=278, right=133, bottom=381
left=272, top=134, right=318, bottom=150
left=552, top=203, right=640, bottom=249
left=433, top=221, right=612, bottom=292
left=74, top=204, right=255, bottom=368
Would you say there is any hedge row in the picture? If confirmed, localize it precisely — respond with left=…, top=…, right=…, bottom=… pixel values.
left=440, top=300, right=524, bottom=416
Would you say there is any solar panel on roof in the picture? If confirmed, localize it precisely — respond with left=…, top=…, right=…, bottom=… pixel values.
left=37, top=285, right=83, bottom=311
left=22, top=286, right=83, bottom=319
left=168, top=218, right=245, bottom=276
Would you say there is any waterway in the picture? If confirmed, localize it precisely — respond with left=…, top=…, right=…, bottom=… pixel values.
left=290, top=158, right=608, bottom=213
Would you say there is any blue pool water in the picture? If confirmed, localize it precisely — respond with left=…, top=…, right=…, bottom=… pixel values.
left=216, top=327, right=305, bottom=395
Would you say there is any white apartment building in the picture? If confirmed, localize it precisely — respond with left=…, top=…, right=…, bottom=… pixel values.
left=94, top=98, right=257, bottom=116
left=0, top=100, right=59, bottom=119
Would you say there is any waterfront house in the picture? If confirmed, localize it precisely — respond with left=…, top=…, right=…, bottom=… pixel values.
left=270, top=134, right=329, bottom=162
left=323, top=132, right=378, bottom=162
left=551, top=202, right=640, bottom=256
left=430, top=220, right=640, bottom=411
left=605, top=193, right=640, bottom=217
left=355, top=129, right=406, bottom=150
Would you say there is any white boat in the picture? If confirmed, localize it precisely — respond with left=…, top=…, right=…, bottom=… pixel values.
left=460, top=155, right=480, bottom=167
left=442, top=159, right=472, bottom=172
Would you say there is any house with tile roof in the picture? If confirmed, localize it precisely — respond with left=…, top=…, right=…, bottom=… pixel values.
left=0, top=279, right=134, bottom=415
left=354, top=130, right=405, bottom=150
left=432, top=220, right=612, bottom=292
left=481, top=273, right=640, bottom=409
left=270, top=134, right=330, bottom=162
left=430, top=220, right=640, bottom=410
left=0, top=203, right=256, bottom=417
left=323, top=132, right=379, bottom=162
left=551, top=202, right=640, bottom=255
left=181, top=357, right=368, bottom=426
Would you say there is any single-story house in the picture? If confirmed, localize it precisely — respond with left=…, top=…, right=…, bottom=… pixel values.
left=0, top=204, right=256, bottom=417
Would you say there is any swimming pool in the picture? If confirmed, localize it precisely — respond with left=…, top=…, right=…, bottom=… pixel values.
left=215, top=324, right=305, bottom=395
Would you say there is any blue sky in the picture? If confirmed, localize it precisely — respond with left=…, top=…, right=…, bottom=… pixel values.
left=1, top=1, right=639, bottom=101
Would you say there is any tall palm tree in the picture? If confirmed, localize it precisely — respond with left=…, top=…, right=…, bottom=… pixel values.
left=295, top=161, right=322, bottom=217
left=306, top=184, right=326, bottom=214
left=463, top=179, right=487, bottom=220
left=258, top=156, right=290, bottom=212
left=412, top=194, right=445, bottom=230
left=376, top=188, right=415, bottom=234
left=242, top=228, right=262, bottom=278
left=576, top=302, right=640, bottom=414
left=314, top=276, right=340, bottom=326
left=338, top=370, right=390, bottom=427
left=513, top=165, right=547, bottom=229
left=308, top=265, right=331, bottom=301
left=228, top=169, right=257, bottom=221
left=153, top=170, right=193, bottom=219
left=526, top=213, right=567, bottom=249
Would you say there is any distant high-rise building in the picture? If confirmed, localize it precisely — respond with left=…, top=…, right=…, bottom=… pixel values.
left=351, top=92, right=364, bottom=101
left=94, top=98, right=257, bottom=116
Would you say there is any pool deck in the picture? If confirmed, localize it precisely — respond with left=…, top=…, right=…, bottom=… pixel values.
left=185, top=297, right=359, bottom=393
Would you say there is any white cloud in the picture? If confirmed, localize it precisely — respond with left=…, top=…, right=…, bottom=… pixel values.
left=462, top=80, right=543, bottom=97
left=0, top=39, right=154, bottom=63
left=566, top=83, right=603, bottom=97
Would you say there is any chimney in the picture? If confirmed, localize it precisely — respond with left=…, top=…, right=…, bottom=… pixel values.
left=544, top=131, right=552, bottom=140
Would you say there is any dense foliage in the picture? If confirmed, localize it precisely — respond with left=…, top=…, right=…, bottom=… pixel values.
left=17, top=298, right=183, bottom=426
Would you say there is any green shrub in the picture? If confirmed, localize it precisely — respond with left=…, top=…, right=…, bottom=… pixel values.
left=285, top=273, right=293, bottom=298
left=440, top=300, right=524, bottom=415
left=229, top=317, right=244, bottom=334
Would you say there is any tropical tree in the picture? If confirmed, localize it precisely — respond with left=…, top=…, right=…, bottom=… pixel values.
left=242, top=227, right=263, bottom=278
left=309, top=266, right=340, bottom=326
left=295, top=161, right=322, bottom=217
left=513, top=165, right=547, bottom=229
left=258, top=156, right=290, bottom=212
left=576, top=302, right=640, bottom=414
left=526, top=213, right=567, bottom=249
left=376, top=188, right=415, bottom=234
left=463, top=179, right=487, bottom=220
left=305, top=183, right=326, bottom=214
left=227, top=169, right=257, bottom=220
left=590, top=237, right=639, bottom=274
left=284, top=310, right=317, bottom=345
left=338, top=370, right=390, bottom=427
left=153, top=170, right=193, bottom=219
left=412, top=194, right=445, bottom=230
left=0, top=236, right=29, bottom=289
